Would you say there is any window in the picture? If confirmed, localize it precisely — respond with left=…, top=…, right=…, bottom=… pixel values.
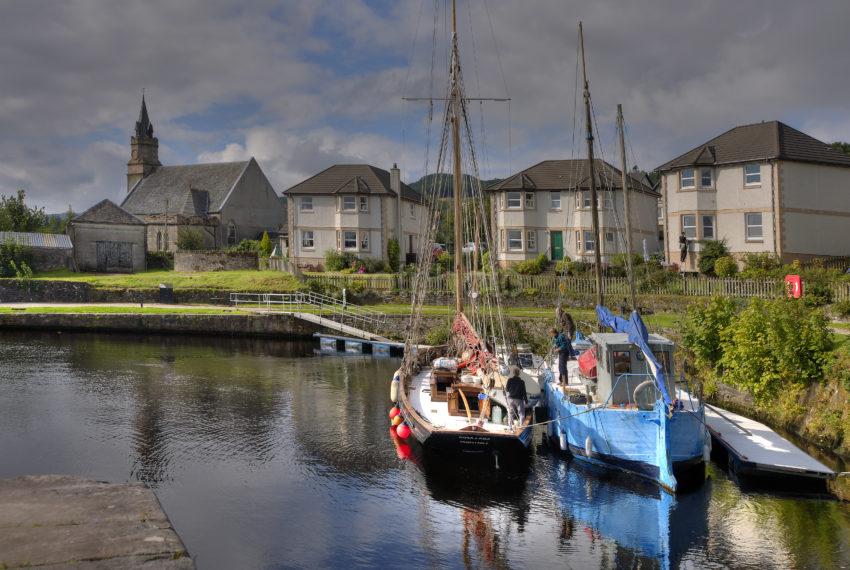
left=575, top=230, right=581, bottom=251
left=506, top=192, right=521, bottom=209
left=227, top=222, right=237, bottom=246
left=301, top=230, right=314, bottom=249
left=744, top=164, right=761, bottom=185
left=702, top=215, right=715, bottom=240
left=341, top=196, right=356, bottom=211
left=613, top=351, right=631, bottom=375
left=746, top=212, right=763, bottom=241
left=583, top=230, right=595, bottom=253
left=409, top=203, right=415, bottom=217
left=681, top=214, right=696, bottom=239
left=343, top=230, right=357, bottom=249
left=526, top=231, right=536, bottom=252
left=359, top=196, right=368, bottom=212
left=300, top=197, right=313, bottom=212
left=525, top=192, right=535, bottom=209
left=601, top=192, right=612, bottom=209
left=507, top=229, right=523, bottom=251
left=550, top=192, right=561, bottom=209
left=156, top=231, right=162, bottom=251
left=582, top=191, right=591, bottom=208
left=605, top=231, right=614, bottom=243
left=360, top=232, right=369, bottom=251
left=700, top=168, right=713, bottom=188
left=680, top=168, right=695, bottom=189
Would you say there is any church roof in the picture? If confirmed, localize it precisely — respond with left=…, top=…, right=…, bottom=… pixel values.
left=74, top=199, right=145, bottom=225
left=656, top=120, right=850, bottom=171
left=284, top=164, right=422, bottom=203
left=122, top=160, right=251, bottom=215
left=487, top=159, right=658, bottom=195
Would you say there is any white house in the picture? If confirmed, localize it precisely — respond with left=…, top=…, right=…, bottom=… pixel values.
left=284, top=164, right=424, bottom=269
left=487, top=160, right=661, bottom=267
left=657, top=121, right=850, bottom=270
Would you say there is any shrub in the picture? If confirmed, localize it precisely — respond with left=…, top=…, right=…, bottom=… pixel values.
left=436, top=251, right=454, bottom=273
left=513, top=253, right=548, bottom=275
left=324, top=250, right=359, bottom=272
left=258, top=232, right=273, bottom=257
left=639, top=267, right=679, bottom=293
left=387, top=238, right=400, bottom=272
left=681, top=296, right=738, bottom=369
left=554, top=258, right=571, bottom=275
left=175, top=227, right=205, bottom=251
left=740, top=252, right=783, bottom=278
left=719, top=298, right=831, bottom=402
left=568, top=260, right=591, bottom=275
left=833, top=300, right=850, bottom=319
left=698, top=240, right=729, bottom=276
left=481, top=250, right=492, bottom=272
left=228, top=239, right=260, bottom=253
left=146, top=251, right=173, bottom=270
left=804, top=281, right=833, bottom=308
left=713, top=256, right=738, bottom=277
left=361, top=257, right=389, bottom=274
left=424, top=324, right=450, bottom=346
left=610, top=252, right=643, bottom=270
left=0, top=239, right=32, bottom=277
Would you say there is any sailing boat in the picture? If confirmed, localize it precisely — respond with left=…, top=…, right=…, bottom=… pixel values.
left=389, top=0, right=540, bottom=469
left=543, top=23, right=709, bottom=493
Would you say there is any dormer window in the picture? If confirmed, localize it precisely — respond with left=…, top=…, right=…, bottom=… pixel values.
left=680, top=168, right=695, bottom=189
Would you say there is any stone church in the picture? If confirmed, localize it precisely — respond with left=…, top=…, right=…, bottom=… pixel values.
left=120, top=96, right=284, bottom=251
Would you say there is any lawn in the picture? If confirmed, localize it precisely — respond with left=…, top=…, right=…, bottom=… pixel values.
left=0, top=305, right=248, bottom=315
left=27, top=269, right=304, bottom=292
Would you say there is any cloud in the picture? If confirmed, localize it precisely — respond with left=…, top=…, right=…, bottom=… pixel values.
left=2, top=0, right=850, bottom=212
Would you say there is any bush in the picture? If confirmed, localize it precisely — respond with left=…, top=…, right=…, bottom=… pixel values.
left=554, top=258, right=571, bottom=275
left=638, top=267, right=679, bottom=293
left=228, top=239, right=260, bottom=253
left=0, top=239, right=32, bottom=277
left=361, top=257, right=389, bottom=274
left=833, top=300, right=850, bottom=319
left=713, top=256, right=738, bottom=277
left=698, top=239, right=729, bottom=276
left=682, top=296, right=738, bottom=369
left=481, top=250, right=492, bottom=272
left=436, top=251, right=454, bottom=273
left=740, top=252, right=783, bottom=278
left=719, top=298, right=831, bottom=402
left=387, top=238, right=400, bottom=272
left=324, top=250, right=359, bottom=272
left=610, top=252, right=643, bottom=270
left=568, top=260, right=591, bottom=275
left=146, top=251, right=174, bottom=270
left=513, top=253, right=548, bottom=275
left=175, top=227, right=206, bottom=251
left=804, top=281, right=833, bottom=308
left=258, top=232, right=274, bottom=257
left=424, top=324, right=450, bottom=346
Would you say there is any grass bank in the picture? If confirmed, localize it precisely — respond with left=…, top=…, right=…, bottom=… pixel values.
left=0, top=305, right=246, bottom=315
left=29, top=269, right=304, bottom=292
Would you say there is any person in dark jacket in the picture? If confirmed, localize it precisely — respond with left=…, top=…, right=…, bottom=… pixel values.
left=505, top=365, right=527, bottom=429
left=551, top=327, right=573, bottom=384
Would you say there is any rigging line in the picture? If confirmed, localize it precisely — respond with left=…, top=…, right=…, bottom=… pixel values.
left=481, top=0, right=509, bottom=99
left=401, top=0, right=427, bottom=99
left=466, top=0, right=482, bottom=98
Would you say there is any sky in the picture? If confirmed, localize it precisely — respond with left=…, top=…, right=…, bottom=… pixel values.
left=2, top=0, right=850, bottom=213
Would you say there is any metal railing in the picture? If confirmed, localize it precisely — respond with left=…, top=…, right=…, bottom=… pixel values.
left=229, top=291, right=389, bottom=335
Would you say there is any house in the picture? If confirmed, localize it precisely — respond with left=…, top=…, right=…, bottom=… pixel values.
left=284, top=164, right=424, bottom=269
left=0, top=231, right=73, bottom=272
left=68, top=199, right=146, bottom=273
left=120, top=95, right=283, bottom=251
left=487, top=160, right=661, bottom=267
left=657, top=121, right=850, bottom=270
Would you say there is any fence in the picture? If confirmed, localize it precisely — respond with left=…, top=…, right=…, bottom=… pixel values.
left=304, top=272, right=850, bottom=301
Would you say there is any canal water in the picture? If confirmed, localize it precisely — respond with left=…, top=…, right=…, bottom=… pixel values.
left=1, top=331, right=848, bottom=569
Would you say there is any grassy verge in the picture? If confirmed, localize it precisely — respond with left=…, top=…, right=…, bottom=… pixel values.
left=27, top=269, right=304, bottom=292
left=0, top=306, right=248, bottom=315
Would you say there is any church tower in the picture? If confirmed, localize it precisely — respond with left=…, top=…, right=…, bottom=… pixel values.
left=127, top=93, right=161, bottom=192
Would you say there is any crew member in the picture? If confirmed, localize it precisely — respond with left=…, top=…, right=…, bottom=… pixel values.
left=505, top=365, right=527, bottom=429
left=551, top=327, right=572, bottom=384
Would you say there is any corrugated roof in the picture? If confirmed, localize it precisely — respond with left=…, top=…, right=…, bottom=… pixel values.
left=487, top=159, right=658, bottom=195
left=122, top=160, right=251, bottom=215
left=73, top=199, right=145, bottom=225
left=0, top=231, right=72, bottom=249
left=283, top=164, right=423, bottom=203
left=657, top=121, right=850, bottom=171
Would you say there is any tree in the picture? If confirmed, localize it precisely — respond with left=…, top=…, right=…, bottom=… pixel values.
left=830, top=141, right=850, bottom=155
left=387, top=238, right=400, bottom=272
left=175, top=227, right=205, bottom=251
left=258, top=231, right=273, bottom=257
left=698, top=239, right=729, bottom=276
left=0, top=190, right=49, bottom=232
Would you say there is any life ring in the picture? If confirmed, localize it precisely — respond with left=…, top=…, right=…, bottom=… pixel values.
left=632, top=379, right=657, bottom=409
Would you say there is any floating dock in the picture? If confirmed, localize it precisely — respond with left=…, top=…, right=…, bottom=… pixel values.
left=315, top=333, right=403, bottom=357
left=0, top=475, right=193, bottom=568
left=704, top=403, right=835, bottom=482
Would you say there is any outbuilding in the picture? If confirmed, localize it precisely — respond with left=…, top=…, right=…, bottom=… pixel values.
left=69, top=199, right=147, bottom=273
left=0, top=231, right=74, bottom=272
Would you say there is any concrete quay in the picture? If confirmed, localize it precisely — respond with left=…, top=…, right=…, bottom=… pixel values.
left=0, top=475, right=193, bottom=569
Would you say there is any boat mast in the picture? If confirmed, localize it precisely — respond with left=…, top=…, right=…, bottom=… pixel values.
left=617, top=104, right=637, bottom=310
left=579, top=22, right=603, bottom=309
left=451, top=0, right=464, bottom=315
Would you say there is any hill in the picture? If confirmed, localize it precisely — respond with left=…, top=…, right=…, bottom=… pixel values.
left=409, top=173, right=501, bottom=197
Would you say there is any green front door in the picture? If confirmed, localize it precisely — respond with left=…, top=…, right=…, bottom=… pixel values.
left=550, top=231, right=564, bottom=261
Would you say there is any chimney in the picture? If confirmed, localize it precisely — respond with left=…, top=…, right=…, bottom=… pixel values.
left=390, top=163, right=401, bottom=194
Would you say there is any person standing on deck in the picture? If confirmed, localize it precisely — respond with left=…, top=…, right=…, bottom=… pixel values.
left=551, top=328, right=572, bottom=384
left=505, top=365, right=527, bottom=429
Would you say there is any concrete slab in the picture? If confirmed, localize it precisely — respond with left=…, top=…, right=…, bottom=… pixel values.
left=0, top=475, right=193, bottom=569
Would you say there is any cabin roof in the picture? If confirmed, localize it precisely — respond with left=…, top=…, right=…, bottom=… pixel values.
left=591, top=332, right=674, bottom=347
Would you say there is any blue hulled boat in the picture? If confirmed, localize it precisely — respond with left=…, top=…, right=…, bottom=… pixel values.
left=544, top=306, right=709, bottom=493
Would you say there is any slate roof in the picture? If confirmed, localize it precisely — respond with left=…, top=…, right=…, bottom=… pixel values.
left=0, top=231, right=72, bottom=249
left=656, top=121, right=850, bottom=172
left=283, top=164, right=423, bottom=203
left=73, top=199, right=145, bottom=225
left=487, top=159, right=658, bottom=195
left=122, top=160, right=251, bottom=215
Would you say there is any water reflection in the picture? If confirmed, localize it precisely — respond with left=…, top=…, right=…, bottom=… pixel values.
left=1, top=331, right=849, bottom=569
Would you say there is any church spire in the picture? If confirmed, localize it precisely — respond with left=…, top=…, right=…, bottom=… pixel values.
left=127, top=90, right=161, bottom=192
left=135, top=91, right=154, bottom=140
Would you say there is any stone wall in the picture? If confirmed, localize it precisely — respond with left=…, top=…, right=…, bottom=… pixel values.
left=29, top=248, right=74, bottom=272
left=174, top=251, right=258, bottom=272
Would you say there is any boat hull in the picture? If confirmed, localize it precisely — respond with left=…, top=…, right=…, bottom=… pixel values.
left=545, top=381, right=706, bottom=492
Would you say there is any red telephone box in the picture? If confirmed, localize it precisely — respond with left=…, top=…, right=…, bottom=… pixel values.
left=785, top=274, right=802, bottom=299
